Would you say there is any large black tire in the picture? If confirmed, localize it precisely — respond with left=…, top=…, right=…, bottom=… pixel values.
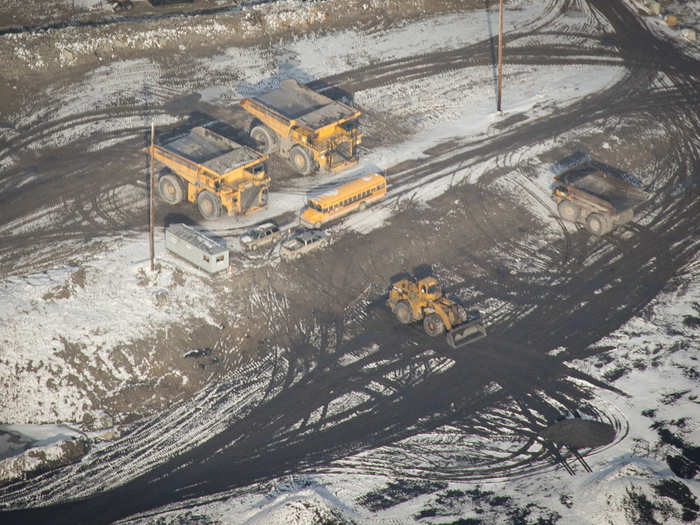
left=250, top=125, right=277, bottom=155
left=423, top=314, right=445, bottom=337
left=290, top=145, right=314, bottom=176
left=394, top=301, right=413, bottom=325
left=558, top=200, right=580, bottom=222
left=158, top=174, right=184, bottom=205
left=585, top=213, right=610, bottom=236
left=197, top=191, right=222, bottom=220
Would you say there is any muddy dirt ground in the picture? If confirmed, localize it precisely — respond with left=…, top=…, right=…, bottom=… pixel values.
left=0, top=0, right=699, bottom=522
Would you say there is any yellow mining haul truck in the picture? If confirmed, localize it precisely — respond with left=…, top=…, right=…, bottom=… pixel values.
left=240, top=79, right=362, bottom=176
left=386, top=276, right=487, bottom=349
left=148, top=125, right=271, bottom=220
left=552, top=164, right=649, bottom=236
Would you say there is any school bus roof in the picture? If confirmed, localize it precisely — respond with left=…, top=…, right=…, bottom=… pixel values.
left=312, top=173, right=386, bottom=206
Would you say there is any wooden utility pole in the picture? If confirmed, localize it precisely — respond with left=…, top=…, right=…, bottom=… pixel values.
left=497, top=0, right=504, bottom=112
left=149, top=122, right=155, bottom=272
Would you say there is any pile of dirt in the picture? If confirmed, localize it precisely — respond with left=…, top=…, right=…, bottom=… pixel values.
left=0, top=437, right=89, bottom=486
left=541, top=418, right=616, bottom=449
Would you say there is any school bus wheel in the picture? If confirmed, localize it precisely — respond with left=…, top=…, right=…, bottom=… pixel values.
left=197, top=191, right=222, bottom=220
left=290, top=145, right=313, bottom=176
left=158, top=174, right=184, bottom=204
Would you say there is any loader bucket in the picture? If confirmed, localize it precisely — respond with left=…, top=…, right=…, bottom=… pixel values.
left=446, top=320, right=487, bottom=349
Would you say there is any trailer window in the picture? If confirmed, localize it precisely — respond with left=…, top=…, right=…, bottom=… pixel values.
left=216, top=255, right=225, bottom=262
left=203, top=255, right=210, bottom=263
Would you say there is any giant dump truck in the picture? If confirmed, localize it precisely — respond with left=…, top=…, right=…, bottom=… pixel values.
left=149, top=125, right=271, bottom=220
left=552, top=165, right=649, bottom=236
left=240, top=79, right=362, bottom=176
left=387, top=276, right=487, bottom=349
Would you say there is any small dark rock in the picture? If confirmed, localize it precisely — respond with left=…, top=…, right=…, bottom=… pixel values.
left=184, top=348, right=212, bottom=359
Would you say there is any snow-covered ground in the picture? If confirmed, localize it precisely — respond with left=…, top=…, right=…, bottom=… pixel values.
left=0, top=1, right=698, bottom=523
left=121, top=262, right=700, bottom=525
left=0, top=0, right=630, bottom=426
left=0, top=237, right=220, bottom=424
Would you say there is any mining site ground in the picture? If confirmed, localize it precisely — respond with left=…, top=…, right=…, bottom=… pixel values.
left=0, top=0, right=699, bottom=523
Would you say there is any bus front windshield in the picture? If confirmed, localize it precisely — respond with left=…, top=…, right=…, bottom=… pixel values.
left=308, top=200, right=323, bottom=212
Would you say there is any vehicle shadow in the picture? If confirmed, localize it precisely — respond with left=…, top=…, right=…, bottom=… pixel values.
left=5, top=255, right=637, bottom=523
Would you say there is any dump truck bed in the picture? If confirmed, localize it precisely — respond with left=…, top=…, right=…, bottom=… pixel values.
left=555, top=166, right=648, bottom=214
left=251, top=80, right=357, bottom=130
left=159, top=127, right=260, bottom=176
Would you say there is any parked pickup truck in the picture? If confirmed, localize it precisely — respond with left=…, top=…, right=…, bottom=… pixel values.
left=240, top=222, right=283, bottom=251
left=552, top=164, right=649, bottom=236
left=280, top=229, right=329, bottom=260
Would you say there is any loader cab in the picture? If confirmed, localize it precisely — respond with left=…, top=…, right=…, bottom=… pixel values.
left=418, top=277, right=441, bottom=300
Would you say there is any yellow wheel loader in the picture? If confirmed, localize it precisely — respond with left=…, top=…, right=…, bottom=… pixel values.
left=386, top=276, right=486, bottom=349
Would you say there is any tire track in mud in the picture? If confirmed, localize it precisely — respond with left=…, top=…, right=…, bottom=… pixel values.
left=0, top=107, right=163, bottom=163
left=2, top=0, right=700, bottom=521
left=304, top=0, right=700, bottom=490
left=0, top=0, right=691, bottom=278
left=325, top=388, right=630, bottom=483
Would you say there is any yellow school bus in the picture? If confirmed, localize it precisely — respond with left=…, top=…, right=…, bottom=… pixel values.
left=300, top=173, right=387, bottom=228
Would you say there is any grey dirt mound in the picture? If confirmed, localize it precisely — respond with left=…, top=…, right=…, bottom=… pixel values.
left=541, top=419, right=617, bottom=449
